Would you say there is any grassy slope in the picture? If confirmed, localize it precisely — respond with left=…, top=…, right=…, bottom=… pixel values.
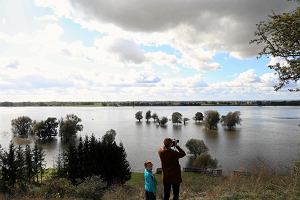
left=103, top=172, right=300, bottom=200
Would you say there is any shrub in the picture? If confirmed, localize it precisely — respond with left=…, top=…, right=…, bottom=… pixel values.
left=193, top=153, right=218, bottom=169
left=185, top=139, right=208, bottom=157
left=75, top=176, right=106, bottom=200
left=37, top=178, right=74, bottom=198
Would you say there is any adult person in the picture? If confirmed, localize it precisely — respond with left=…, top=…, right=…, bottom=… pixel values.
left=158, top=138, right=186, bottom=200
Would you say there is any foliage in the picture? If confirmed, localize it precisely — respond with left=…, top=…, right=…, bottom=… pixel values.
left=159, top=117, right=168, bottom=126
left=192, top=153, right=218, bottom=169
left=75, top=176, right=106, bottom=200
left=0, top=142, right=45, bottom=194
left=33, top=117, right=58, bottom=142
left=38, top=178, right=74, bottom=198
left=185, top=139, right=208, bottom=157
left=11, top=116, right=33, bottom=137
left=221, top=111, right=242, bottom=129
left=145, top=110, right=151, bottom=122
left=59, top=114, right=83, bottom=144
left=151, top=113, right=158, bottom=122
left=204, top=110, right=220, bottom=130
left=183, top=117, right=190, bottom=125
left=194, top=112, right=204, bottom=122
left=135, top=111, right=143, bottom=122
left=58, top=130, right=131, bottom=186
left=251, top=2, right=300, bottom=91
left=172, top=112, right=182, bottom=124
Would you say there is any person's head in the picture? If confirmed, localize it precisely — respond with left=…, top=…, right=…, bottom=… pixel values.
left=144, top=160, right=153, bottom=171
left=164, top=138, right=173, bottom=149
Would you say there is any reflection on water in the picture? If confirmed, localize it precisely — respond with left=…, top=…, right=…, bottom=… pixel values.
left=203, top=128, right=219, bottom=140
left=0, top=106, right=300, bottom=174
left=224, top=128, right=241, bottom=140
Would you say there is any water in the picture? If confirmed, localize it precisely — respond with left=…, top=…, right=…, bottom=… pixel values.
left=0, top=106, right=299, bottom=174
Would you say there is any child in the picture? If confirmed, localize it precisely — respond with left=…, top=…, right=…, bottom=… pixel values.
left=144, top=160, right=156, bottom=200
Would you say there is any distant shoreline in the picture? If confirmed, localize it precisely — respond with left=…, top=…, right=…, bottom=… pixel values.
left=0, top=100, right=299, bottom=107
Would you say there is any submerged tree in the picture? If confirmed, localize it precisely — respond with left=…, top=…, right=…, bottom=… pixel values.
left=11, top=116, right=33, bottom=137
left=33, top=117, right=59, bottom=142
left=172, top=112, right=182, bottom=125
left=158, top=117, right=168, bottom=126
left=221, top=111, right=242, bottom=130
left=194, top=112, right=204, bottom=122
left=59, top=114, right=83, bottom=144
left=135, top=111, right=143, bottom=122
left=183, top=117, right=190, bottom=125
left=251, top=0, right=300, bottom=91
left=145, top=110, right=151, bottom=122
left=204, top=110, right=220, bottom=130
left=151, top=113, right=158, bottom=122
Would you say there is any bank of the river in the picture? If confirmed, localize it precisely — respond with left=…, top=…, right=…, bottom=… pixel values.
left=5, top=166, right=299, bottom=200
left=103, top=171, right=300, bottom=199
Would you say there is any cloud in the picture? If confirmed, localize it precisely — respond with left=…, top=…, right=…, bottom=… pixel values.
left=109, top=39, right=145, bottom=64
left=70, top=0, right=297, bottom=58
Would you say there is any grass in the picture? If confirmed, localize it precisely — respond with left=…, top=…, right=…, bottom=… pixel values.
left=2, top=164, right=300, bottom=200
left=103, top=169, right=300, bottom=200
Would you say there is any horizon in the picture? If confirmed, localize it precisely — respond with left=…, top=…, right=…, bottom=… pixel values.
left=0, top=0, right=299, bottom=101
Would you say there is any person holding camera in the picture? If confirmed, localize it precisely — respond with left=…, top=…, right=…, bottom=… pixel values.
left=158, top=138, right=186, bottom=200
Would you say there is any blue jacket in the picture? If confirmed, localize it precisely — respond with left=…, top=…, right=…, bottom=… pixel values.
left=144, top=169, right=156, bottom=193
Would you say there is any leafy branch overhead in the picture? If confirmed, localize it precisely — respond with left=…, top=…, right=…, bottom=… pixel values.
left=251, top=1, right=300, bottom=91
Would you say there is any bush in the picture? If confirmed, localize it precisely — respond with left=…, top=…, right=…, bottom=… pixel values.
left=37, top=178, right=74, bottom=198
left=185, top=139, right=208, bottom=157
left=75, top=176, right=106, bottom=200
left=193, top=153, right=218, bottom=169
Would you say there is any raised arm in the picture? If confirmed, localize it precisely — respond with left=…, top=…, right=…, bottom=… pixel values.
left=175, top=145, right=186, bottom=158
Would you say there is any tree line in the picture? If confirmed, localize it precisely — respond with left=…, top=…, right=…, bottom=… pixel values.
left=0, top=142, right=45, bottom=193
left=1, top=100, right=300, bottom=107
left=56, top=130, right=131, bottom=186
left=135, top=110, right=242, bottom=130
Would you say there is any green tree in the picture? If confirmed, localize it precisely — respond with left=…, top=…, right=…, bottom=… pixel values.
left=1, top=142, right=17, bottom=189
left=11, top=116, right=33, bottom=137
left=204, top=110, right=220, bottom=130
left=172, top=112, right=182, bottom=125
left=221, top=111, right=242, bottom=130
left=33, top=117, right=58, bottom=142
left=251, top=1, right=300, bottom=91
left=15, top=145, right=25, bottom=184
left=151, top=113, right=158, bottom=122
left=135, top=111, right=143, bottom=122
left=145, top=110, right=151, bottom=122
left=24, top=145, right=33, bottom=183
left=59, top=114, right=83, bottom=144
left=185, top=139, right=208, bottom=158
left=194, top=112, right=204, bottom=122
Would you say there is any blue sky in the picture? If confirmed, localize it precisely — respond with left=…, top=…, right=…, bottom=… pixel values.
left=0, top=0, right=299, bottom=101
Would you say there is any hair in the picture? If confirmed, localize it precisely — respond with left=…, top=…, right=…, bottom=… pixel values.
left=144, top=160, right=152, bottom=168
left=164, top=138, right=173, bottom=147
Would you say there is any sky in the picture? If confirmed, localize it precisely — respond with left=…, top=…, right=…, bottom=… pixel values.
left=0, top=0, right=299, bottom=101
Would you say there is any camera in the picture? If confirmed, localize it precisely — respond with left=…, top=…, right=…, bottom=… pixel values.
left=172, top=139, right=179, bottom=147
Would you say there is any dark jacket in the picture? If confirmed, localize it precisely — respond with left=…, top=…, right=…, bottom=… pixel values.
left=158, top=146, right=186, bottom=184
